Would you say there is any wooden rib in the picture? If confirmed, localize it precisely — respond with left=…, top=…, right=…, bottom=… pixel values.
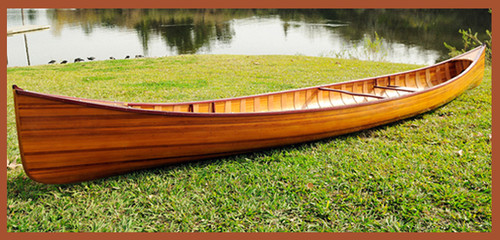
left=254, top=97, right=260, bottom=112
left=435, top=66, right=443, bottom=83
left=349, top=86, right=359, bottom=103
left=462, top=60, right=470, bottom=70
left=395, top=75, right=403, bottom=86
left=352, top=83, right=367, bottom=102
left=372, top=79, right=381, bottom=97
left=225, top=100, right=231, bottom=113
left=267, top=95, right=274, bottom=111
left=444, top=63, right=452, bottom=80
left=425, top=69, right=433, bottom=87
left=456, top=61, right=463, bottom=73
left=337, top=88, right=346, bottom=105
left=361, top=82, right=371, bottom=101
left=316, top=91, right=323, bottom=108
left=317, top=91, right=329, bottom=108
left=231, top=101, right=238, bottom=113
left=305, top=90, right=314, bottom=109
left=362, top=81, right=368, bottom=96
left=378, top=77, right=388, bottom=86
left=415, top=72, right=422, bottom=89
left=327, top=90, right=334, bottom=107
left=405, top=73, right=415, bottom=88
left=322, top=90, right=330, bottom=107
left=294, top=91, right=300, bottom=110
left=240, top=99, right=246, bottom=113
left=450, top=62, right=457, bottom=76
left=276, top=94, right=281, bottom=111
left=281, top=93, right=286, bottom=111
left=311, top=89, right=320, bottom=109
left=304, top=90, right=311, bottom=109
left=193, top=104, right=199, bottom=113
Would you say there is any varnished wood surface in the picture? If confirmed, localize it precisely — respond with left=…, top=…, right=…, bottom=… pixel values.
left=13, top=45, right=486, bottom=184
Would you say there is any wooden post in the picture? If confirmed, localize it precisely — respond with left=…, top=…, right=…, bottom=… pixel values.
left=21, top=9, right=31, bottom=66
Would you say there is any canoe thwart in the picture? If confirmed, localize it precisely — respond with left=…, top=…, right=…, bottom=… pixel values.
left=373, top=85, right=417, bottom=93
left=318, top=87, right=386, bottom=99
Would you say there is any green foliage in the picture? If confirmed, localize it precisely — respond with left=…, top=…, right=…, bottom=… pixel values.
left=332, top=32, right=388, bottom=62
left=7, top=56, right=491, bottom=232
left=444, top=28, right=492, bottom=64
left=363, top=32, right=386, bottom=57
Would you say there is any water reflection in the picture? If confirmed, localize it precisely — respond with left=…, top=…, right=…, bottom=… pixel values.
left=7, top=9, right=491, bottom=67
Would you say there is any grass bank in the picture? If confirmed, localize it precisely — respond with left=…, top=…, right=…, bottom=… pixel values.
left=6, top=55, right=491, bottom=232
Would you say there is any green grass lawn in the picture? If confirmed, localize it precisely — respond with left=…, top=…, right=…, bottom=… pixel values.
left=6, top=55, right=491, bottom=232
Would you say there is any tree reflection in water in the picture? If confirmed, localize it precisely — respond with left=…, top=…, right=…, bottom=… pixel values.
left=6, top=9, right=491, bottom=66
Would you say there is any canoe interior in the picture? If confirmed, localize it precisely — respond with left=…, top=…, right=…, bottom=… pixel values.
left=124, top=59, right=472, bottom=113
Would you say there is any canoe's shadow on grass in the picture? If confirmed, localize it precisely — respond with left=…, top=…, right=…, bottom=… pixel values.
left=7, top=108, right=439, bottom=195
left=7, top=173, right=61, bottom=201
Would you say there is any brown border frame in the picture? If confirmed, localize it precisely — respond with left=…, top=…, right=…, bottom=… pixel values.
left=2, top=2, right=497, bottom=240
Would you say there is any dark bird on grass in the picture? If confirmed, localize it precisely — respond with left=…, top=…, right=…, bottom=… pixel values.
left=74, top=58, right=85, bottom=63
left=135, top=55, right=144, bottom=58
left=48, top=60, right=56, bottom=64
left=60, top=60, right=68, bottom=64
left=87, top=57, right=96, bottom=61
left=125, top=55, right=130, bottom=59
left=109, top=56, right=115, bottom=60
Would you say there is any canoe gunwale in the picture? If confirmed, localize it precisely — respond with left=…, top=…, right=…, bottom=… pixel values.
left=12, top=45, right=485, bottom=118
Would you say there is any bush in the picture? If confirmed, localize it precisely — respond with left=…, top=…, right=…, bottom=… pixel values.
left=444, top=28, right=492, bottom=65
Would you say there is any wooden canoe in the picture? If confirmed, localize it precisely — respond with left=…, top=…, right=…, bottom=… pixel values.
left=12, top=45, right=486, bottom=184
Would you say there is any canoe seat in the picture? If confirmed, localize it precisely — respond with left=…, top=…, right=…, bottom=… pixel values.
left=318, top=87, right=385, bottom=99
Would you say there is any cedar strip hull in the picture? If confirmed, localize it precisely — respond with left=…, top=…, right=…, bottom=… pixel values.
left=13, top=46, right=485, bottom=184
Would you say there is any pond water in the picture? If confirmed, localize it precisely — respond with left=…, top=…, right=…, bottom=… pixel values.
left=7, top=9, right=491, bottom=67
